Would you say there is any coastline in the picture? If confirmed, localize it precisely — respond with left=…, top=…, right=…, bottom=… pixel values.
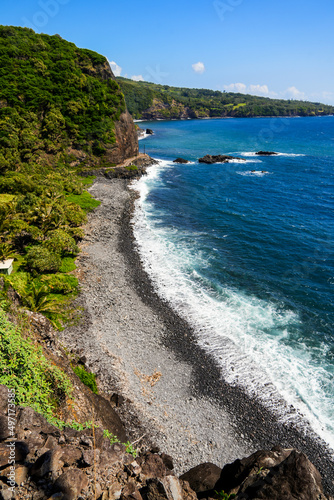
left=61, top=175, right=334, bottom=495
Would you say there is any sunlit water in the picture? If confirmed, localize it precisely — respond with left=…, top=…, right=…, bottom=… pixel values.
left=132, top=116, right=334, bottom=451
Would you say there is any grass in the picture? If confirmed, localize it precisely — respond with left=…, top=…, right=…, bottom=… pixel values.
left=80, top=175, right=96, bottom=187
left=125, top=165, right=138, bottom=171
left=233, top=103, right=247, bottom=110
left=59, top=257, right=76, bottom=273
left=66, top=191, right=101, bottom=212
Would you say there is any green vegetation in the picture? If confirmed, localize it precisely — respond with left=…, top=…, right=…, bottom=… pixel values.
left=214, top=491, right=236, bottom=500
left=117, top=77, right=334, bottom=119
left=103, top=430, right=137, bottom=457
left=0, top=25, right=125, bottom=170
left=0, top=194, right=15, bottom=205
left=0, top=26, right=125, bottom=327
left=72, top=364, right=98, bottom=394
left=66, top=191, right=101, bottom=212
left=0, top=307, right=73, bottom=422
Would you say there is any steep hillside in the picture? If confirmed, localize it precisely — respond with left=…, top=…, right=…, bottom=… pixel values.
left=0, top=26, right=138, bottom=171
left=0, top=26, right=139, bottom=332
left=117, top=77, right=334, bottom=120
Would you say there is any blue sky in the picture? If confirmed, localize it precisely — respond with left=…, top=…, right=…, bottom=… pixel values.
left=2, top=0, right=334, bottom=104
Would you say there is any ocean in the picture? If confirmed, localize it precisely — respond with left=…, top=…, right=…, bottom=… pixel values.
left=132, top=116, right=334, bottom=452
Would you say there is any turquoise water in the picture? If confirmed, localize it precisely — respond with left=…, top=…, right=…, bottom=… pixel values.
left=133, top=116, right=334, bottom=449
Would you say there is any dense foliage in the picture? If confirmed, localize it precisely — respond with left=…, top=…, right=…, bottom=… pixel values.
left=117, top=77, right=334, bottom=119
left=0, top=26, right=129, bottom=325
left=0, top=307, right=73, bottom=423
left=0, top=25, right=126, bottom=170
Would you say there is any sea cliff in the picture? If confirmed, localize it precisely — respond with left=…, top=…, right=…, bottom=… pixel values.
left=0, top=26, right=333, bottom=500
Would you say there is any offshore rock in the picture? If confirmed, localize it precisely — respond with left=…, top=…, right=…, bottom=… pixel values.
left=255, top=150, right=278, bottom=155
left=198, top=154, right=245, bottom=164
left=173, top=158, right=189, bottom=163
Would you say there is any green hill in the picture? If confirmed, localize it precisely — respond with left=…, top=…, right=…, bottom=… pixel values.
left=0, top=26, right=137, bottom=329
left=0, top=26, right=139, bottom=172
left=117, top=77, right=334, bottom=120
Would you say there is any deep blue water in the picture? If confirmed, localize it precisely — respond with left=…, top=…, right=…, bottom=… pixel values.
left=133, top=117, right=334, bottom=449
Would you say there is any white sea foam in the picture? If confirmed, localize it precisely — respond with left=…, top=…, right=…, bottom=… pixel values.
left=241, top=151, right=305, bottom=157
left=138, top=132, right=152, bottom=140
left=238, top=170, right=271, bottom=177
left=227, top=158, right=262, bottom=164
left=130, top=159, right=334, bottom=454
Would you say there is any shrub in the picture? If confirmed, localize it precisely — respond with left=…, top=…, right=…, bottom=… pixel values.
left=72, top=365, right=98, bottom=394
left=0, top=307, right=73, bottom=421
left=25, top=246, right=61, bottom=273
left=59, top=257, right=76, bottom=273
left=44, top=229, right=79, bottom=256
left=125, top=165, right=138, bottom=171
left=41, top=274, right=78, bottom=294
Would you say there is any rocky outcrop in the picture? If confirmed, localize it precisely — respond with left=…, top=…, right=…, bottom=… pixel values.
left=98, top=62, right=139, bottom=164
left=146, top=129, right=154, bottom=135
left=104, top=109, right=139, bottom=164
left=183, top=446, right=332, bottom=499
left=0, top=386, right=195, bottom=500
left=255, top=151, right=278, bottom=155
left=173, top=158, right=189, bottom=164
left=198, top=154, right=245, bottom=164
left=140, top=98, right=197, bottom=121
left=79, top=155, right=158, bottom=180
left=1, top=402, right=331, bottom=500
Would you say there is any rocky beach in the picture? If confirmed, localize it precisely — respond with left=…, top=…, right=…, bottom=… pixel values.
left=59, top=173, right=334, bottom=495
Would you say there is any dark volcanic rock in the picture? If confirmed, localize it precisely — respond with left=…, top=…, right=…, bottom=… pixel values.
left=213, top=446, right=329, bottom=500
left=53, top=469, right=88, bottom=500
left=255, top=151, right=278, bottom=155
left=146, top=128, right=154, bottom=135
left=180, top=462, right=221, bottom=493
left=173, top=158, right=189, bottom=164
left=198, top=154, right=245, bottom=164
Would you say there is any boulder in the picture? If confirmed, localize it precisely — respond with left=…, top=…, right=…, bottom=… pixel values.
left=121, top=480, right=143, bottom=499
left=140, top=476, right=194, bottom=500
left=173, top=158, right=189, bottom=164
left=53, top=469, right=88, bottom=500
left=138, top=453, right=167, bottom=480
left=255, top=151, right=278, bottom=155
left=0, top=416, right=11, bottom=441
left=0, top=441, right=28, bottom=467
left=146, top=129, right=154, bottom=135
left=198, top=154, right=245, bottom=164
left=30, top=448, right=63, bottom=478
left=214, top=446, right=329, bottom=500
left=180, top=462, right=221, bottom=493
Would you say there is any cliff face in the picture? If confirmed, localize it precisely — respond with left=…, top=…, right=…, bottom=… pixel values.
left=96, top=61, right=139, bottom=163
left=141, top=98, right=197, bottom=121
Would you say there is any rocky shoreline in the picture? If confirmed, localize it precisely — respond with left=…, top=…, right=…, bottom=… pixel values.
left=59, top=174, right=334, bottom=495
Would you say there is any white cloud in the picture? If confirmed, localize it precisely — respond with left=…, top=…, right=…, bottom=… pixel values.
left=284, top=86, right=305, bottom=100
left=249, top=84, right=270, bottom=95
left=224, top=82, right=247, bottom=93
left=108, top=60, right=122, bottom=77
left=192, top=61, right=205, bottom=74
left=224, top=82, right=279, bottom=97
left=131, top=74, right=144, bottom=82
